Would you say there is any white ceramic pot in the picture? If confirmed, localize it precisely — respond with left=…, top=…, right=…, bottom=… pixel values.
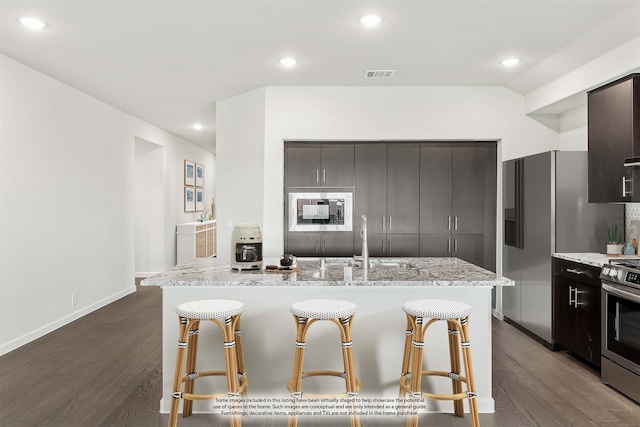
left=607, top=244, right=623, bottom=256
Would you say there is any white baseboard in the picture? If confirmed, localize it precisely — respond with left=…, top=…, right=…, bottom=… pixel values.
left=0, top=285, right=137, bottom=356
left=136, top=271, right=160, bottom=279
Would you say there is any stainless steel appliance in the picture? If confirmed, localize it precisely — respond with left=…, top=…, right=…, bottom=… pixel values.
left=600, top=260, right=640, bottom=404
left=288, top=192, right=353, bottom=232
left=230, top=224, right=263, bottom=270
left=502, top=151, right=624, bottom=344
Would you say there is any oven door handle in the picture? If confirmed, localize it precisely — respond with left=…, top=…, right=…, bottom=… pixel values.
left=602, top=283, right=640, bottom=303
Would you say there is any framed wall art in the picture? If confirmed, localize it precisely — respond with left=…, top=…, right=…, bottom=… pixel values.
left=195, top=163, right=204, bottom=187
left=195, top=188, right=204, bottom=211
left=184, top=160, right=195, bottom=186
left=184, top=186, right=195, bottom=212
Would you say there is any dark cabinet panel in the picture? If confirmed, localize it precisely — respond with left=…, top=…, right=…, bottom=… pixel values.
left=420, top=235, right=451, bottom=257
left=453, top=144, right=486, bottom=234
left=287, top=233, right=354, bottom=257
left=354, top=144, right=388, bottom=235
left=387, top=143, right=420, bottom=234
left=552, top=258, right=601, bottom=367
left=285, top=142, right=354, bottom=188
left=354, top=142, right=420, bottom=257
left=420, top=143, right=452, bottom=234
left=588, top=74, right=639, bottom=202
left=419, top=142, right=496, bottom=270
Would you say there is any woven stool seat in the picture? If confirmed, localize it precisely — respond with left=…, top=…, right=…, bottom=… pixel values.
left=176, top=299, right=245, bottom=320
left=290, top=299, right=358, bottom=319
left=402, top=299, right=472, bottom=320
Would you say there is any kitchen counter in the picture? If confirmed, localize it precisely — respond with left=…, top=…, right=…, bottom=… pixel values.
left=142, top=257, right=513, bottom=417
left=552, top=252, right=640, bottom=268
left=142, top=256, right=514, bottom=287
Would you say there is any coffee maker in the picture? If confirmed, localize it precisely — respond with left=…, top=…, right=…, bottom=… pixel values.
left=230, top=224, right=263, bottom=270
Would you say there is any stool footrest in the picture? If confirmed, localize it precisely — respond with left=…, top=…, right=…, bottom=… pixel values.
left=178, top=372, right=248, bottom=401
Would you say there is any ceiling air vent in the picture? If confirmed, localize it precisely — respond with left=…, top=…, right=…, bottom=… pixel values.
left=364, top=70, right=396, bottom=79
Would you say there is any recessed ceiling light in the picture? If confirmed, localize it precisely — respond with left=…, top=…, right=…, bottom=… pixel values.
left=193, top=123, right=203, bottom=131
left=359, top=14, right=383, bottom=27
left=500, top=57, right=521, bottom=67
left=279, top=57, right=297, bottom=68
left=18, top=16, right=47, bottom=31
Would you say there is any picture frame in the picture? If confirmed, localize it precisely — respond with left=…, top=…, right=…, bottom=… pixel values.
left=195, top=188, right=204, bottom=211
left=184, top=160, right=195, bottom=186
left=184, top=186, right=195, bottom=212
left=195, top=163, right=204, bottom=187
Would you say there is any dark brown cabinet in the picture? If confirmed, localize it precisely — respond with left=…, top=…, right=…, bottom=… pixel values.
left=354, top=143, right=420, bottom=256
left=419, top=142, right=496, bottom=270
left=286, top=142, right=355, bottom=188
left=286, top=232, right=354, bottom=257
left=588, top=74, right=640, bottom=202
left=552, top=257, right=601, bottom=368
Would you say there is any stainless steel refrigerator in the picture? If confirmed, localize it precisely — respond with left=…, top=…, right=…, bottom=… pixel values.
left=502, top=151, right=624, bottom=345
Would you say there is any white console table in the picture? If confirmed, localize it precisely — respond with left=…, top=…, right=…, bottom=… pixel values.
left=176, top=220, right=216, bottom=264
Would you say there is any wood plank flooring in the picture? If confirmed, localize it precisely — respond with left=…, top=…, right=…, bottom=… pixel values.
left=1, top=283, right=638, bottom=427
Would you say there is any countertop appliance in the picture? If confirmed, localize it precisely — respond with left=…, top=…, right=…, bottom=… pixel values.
left=230, top=224, right=262, bottom=270
left=502, top=151, right=624, bottom=345
left=288, top=192, right=353, bottom=232
left=600, top=259, right=640, bottom=404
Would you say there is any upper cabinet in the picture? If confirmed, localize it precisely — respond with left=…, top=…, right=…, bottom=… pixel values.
left=354, top=143, right=420, bottom=257
left=419, top=142, right=497, bottom=271
left=285, top=142, right=355, bottom=188
left=588, top=74, right=640, bottom=203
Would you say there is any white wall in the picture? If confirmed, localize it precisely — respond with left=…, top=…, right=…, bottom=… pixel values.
left=217, top=85, right=559, bottom=260
left=0, top=55, right=214, bottom=355
left=216, top=88, right=266, bottom=262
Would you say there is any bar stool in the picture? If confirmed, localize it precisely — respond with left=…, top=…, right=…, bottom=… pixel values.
left=287, top=299, right=361, bottom=427
left=168, top=299, right=248, bottom=427
left=398, top=299, right=479, bottom=427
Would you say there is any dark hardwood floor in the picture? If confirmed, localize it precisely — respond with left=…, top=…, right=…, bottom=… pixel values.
left=1, top=283, right=638, bottom=427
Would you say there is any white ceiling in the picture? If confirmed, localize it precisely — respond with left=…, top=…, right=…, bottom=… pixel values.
left=2, top=0, right=639, bottom=152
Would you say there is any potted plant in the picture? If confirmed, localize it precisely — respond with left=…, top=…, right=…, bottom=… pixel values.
left=607, top=224, right=623, bottom=256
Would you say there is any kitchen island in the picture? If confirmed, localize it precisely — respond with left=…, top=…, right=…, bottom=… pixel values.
left=142, top=257, right=514, bottom=416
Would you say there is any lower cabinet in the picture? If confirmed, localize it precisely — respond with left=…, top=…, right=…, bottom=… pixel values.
left=552, top=258, right=601, bottom=367
left=420, top=234, right=484, bottom=267
left=287, top=233, right=354, bottom=257
left=355, top=234, right=420, bottom=257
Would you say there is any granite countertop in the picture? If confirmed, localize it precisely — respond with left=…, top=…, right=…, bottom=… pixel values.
left=142, top=257, right=515, bottom=288
left=552, top=252, right=640, bottom=268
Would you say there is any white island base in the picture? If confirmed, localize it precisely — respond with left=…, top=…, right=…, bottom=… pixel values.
left=143, top=257, right=514, bottom=418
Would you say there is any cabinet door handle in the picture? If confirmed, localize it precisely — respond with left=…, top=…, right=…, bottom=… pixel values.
left=569, top=286, right=574, bottom=307
left=623, top=176, right=632, bottom=197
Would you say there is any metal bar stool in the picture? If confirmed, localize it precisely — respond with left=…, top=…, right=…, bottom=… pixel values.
left=287, top=299, right=362, bottom=427
left=398, top=299, right=479, bottom=427
left=168, top=299, right=248, bottom=427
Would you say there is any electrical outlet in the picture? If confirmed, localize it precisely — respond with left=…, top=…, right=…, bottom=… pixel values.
left=71, top=294, right=77, bottom=306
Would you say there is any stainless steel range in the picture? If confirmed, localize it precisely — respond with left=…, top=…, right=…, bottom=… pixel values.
left=600, top=260, right=640, bottom=404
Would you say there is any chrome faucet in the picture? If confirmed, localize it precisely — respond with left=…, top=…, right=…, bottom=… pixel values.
left=360, top=214, right=369, bottom=270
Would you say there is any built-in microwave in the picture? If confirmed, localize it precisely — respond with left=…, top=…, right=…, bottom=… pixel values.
left=288, top=192, right=353, bottom=232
